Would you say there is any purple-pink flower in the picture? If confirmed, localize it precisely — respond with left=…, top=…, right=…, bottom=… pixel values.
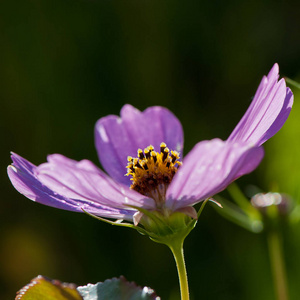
left=8, top=64, right=293, bottom=225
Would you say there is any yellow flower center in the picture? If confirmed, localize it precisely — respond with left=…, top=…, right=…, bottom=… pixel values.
left=126, top=142, right=182, bottom=208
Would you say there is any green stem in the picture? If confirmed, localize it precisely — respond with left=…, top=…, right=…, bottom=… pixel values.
left=169, top=239, right=189, bottom=300
left=267, top=229, right=289, bottom=300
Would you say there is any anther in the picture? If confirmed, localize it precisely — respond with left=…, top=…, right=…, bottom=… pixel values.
left=162, top=147, right=169, bottom=162
left=138, top=149, right=145, bottom=159
left=141, top=161, right=148, bottom=170
left=134, top=158, right=143, bottom=169
left=128, top=164, right=135, bottom=173
left=151, top=151, right=157, bottom=163
left=171, top=151, right=179, bottom=163
left=127, top=156, right=133, bottom=162
left=160, top=142, right=167, bottom=153
left=144, top=148, right=151, bottom=159
left=166, top=157, right=172, bottom=168
left=148, top=145, right=154, bottom=153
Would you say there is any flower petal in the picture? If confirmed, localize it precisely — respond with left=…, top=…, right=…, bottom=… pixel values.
left=227, top=64, right=293, bottom=146
left=36, top=154, right=153, bottom=208
left=7, top=153, right=153, bottom=220
left=95, top=104, right=184, bottom=185
left=166, top=139, right=264, bottom=209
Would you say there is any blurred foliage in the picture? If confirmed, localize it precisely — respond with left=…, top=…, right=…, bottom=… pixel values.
left=1, top=0, right=300, bottom=299
left=263, top=88, right=300, bottom=200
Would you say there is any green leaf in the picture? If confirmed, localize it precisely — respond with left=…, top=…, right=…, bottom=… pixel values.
left=77, top=276, right=160, bottom=300
left=15, top=275, right=83, bottom=300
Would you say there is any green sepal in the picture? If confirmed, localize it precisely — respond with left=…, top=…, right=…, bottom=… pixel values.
left=128, top=199, right=211, bottom=245
left=81, top=209, right=150, bottom=237
left=82, top=199, right=211, bottom=247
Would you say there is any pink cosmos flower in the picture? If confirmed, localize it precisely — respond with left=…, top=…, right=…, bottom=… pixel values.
left=7, top=64, right=293, bottom=225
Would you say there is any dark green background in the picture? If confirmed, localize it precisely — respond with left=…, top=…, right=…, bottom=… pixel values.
left=1, top=1, right=300, bottom=299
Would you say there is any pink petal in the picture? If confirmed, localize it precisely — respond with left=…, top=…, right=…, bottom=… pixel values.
left=228, top=64, right=293, bottom=146
left=166, top=139, right=264, bottom=209
left=8, top=153, right=153, bottom=220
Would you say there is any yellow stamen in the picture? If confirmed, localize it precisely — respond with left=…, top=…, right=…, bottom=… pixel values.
left=125, top=143, right=182, bottom=208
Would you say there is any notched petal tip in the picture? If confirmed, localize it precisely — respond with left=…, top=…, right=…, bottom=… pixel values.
left=7, top=164, right=17, bottom=173
left=120, top=104, right=141, bottom=118
left=268, top=63, right=279, bottom=79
